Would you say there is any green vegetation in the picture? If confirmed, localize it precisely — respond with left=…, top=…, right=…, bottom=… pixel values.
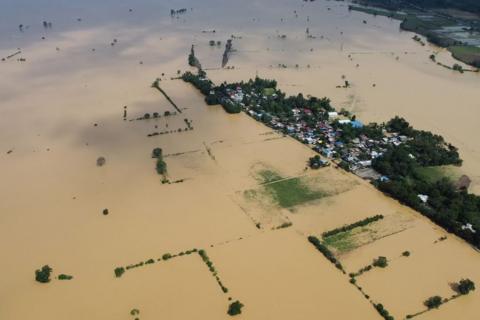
left=257, top=169, right=283, bottom=184
left=308, top=155, right=329, bottom=169
left=414, top=165, right=461, bottom=184
left=162, top=253, right=172, bottom=260
left=130, top=309, right=140, bottom=316
left=456, top=278, right=475, bottom=295
left=114, top=267, right=125, bottom=278
left=402, top=250, right=411, bottom=257
left=424, top=295, right=443, bottom=309
left=188, top=45, right=201, bottom=69
left=152, top=147, right=163, bottom=158
left=37, top=265, right=52, bottom=282
left=264, top=177, right=327, bottom=208
left=198, top=250, right=228, bottom=293
left=103, top=208, right=109, bottom=215
left=152, top=148, right=167, bottom=175
left=35, top=265, right=52, bottom=283
left=448, top=46, right=480, bottom=68
left=373, top=117, right=480, bottom=249
left=322, top=215, right=384, bottom=238
left=262, top=87, right=275, bottom=96
left=58, top=274, right=73, bottom=280
left=322, top=230, right=356, bottom=253
left=308, top=236, right=344, bottom=271
left=350, top=264, right=373, bottom=278
left=373, top=256, right=388, bottom=268
left=350, top=1, right=480, bottom=67
left=227, top=300, right=244, bottom=316
left=274, top=221, right=293, bottom=230
left=374, top=303, right=395, bottom=320
left=114, top=249, right=199, bottom=278
left=156, top=159, right=167, bottom=175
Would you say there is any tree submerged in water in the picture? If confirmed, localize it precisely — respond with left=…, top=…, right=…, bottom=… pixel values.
left=35, top=265, right=52, bottom=283
left=96, top=157, right=106, bottom=167
left=227, top=300, right=244, bottom=316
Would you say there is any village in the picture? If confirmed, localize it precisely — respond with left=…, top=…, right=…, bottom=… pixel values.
left=184, top=71, right=410, bottom=182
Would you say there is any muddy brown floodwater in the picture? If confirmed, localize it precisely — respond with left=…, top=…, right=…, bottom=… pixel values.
left=1, top=0, right=479, bottom=319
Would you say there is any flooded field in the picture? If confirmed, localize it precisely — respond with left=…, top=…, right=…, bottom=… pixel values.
left=1, top=0, right=480, bottom=319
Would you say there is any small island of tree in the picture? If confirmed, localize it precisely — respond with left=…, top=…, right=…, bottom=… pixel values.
left=373, top=256, right=388, bottom=268
left=227, top=300, right=244, bottom=316
left=456, top=279, right=475, bottom=295
left=35, top=265, right=52, bottom=283
left=424, top=295, right=443, bottom=309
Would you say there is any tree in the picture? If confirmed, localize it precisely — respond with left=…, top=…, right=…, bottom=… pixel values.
left=114, top=267, right=125, bottom=278
left=58, top=274, right=73, bottom=280
left=386, top=116, right=413, bottom=136
left=156, top=159, right=167, bottom=175
left=96, top=157, right=106, bottom=167
left=227, top=301, right=244, bottom=316
left=456, top=279, right=475, bottom=295
left=373, top=256, right=388, bottom=268
left=35, top=265, right=52, bottom=283
left=424, top=295, right=443, bottom=309
left=152, top=148, right=163, bottom=158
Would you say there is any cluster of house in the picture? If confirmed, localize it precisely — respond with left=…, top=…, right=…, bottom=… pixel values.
left=217, top=85, right=416, bottom=178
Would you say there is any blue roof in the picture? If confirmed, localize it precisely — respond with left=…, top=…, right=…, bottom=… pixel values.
left=351, top=120, right=364, bottom=128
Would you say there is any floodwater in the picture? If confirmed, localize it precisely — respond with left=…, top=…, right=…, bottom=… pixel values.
left=1, top=0, right=480, bottom=319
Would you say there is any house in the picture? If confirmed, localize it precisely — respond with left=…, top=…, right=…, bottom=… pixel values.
left=418, top=194, right=429, bottom=203
left=328, top=112, right=338, bottom=119
left=462, top=223, right=476, bottom=233
left=338, top=119, right=351, bottom=125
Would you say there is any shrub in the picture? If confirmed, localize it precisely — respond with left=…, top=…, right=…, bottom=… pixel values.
left=456, top=279, right=475, bottom=295
left=96, top=157, right=106, bottom=167
left=307, top=236, right=344, bottom=271
left=424, top=295, right=443, bottom=309
left=373, top=256, right=388, bottom=268
left=374, top=303, right=394, bottom=320
left=152, top=148, right=163, bottom=158
left=227, top=301, right=244, bottom=316
left=114, top=267, right=125, bottom=278
left=35, top=265, right=52, bottom=283
left=130, top=309, right=140, bottom=316
left=156, top=159, right=167, bottom=174
left=322, top=215, right=384, bottom=238
left=162, top=253, right=172, bottom=260
left=58, top=274, right=73, bottom=280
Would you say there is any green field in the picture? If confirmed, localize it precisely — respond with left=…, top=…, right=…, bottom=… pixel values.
left=264, top=177, right=328, bottom=208
left=415, top=165, right=462, bottom=184
left=448, top=46, right=480, bottom=67
left=257, top=169, right=283, bottom=184
left=323, top=231, right=357, bottom=253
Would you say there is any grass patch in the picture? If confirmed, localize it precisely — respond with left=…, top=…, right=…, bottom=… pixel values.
left=415, top=165, right=461, bottom=184
left=448, top=46, right=480, bottom=67
left=257, top=169, right=283, bottom=184
left=262, top=88, right=275, bottom=96
left=264, top=177, right=327, bottom=208
left=323, top=231, right=357, bottom=253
